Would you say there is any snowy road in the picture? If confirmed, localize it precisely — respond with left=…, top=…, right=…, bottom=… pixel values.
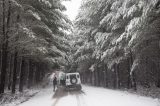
left=19, top=85, right=159, bottom=106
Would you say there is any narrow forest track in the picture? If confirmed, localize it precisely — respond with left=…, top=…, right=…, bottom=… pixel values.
left=18, top=85, right=159, bottom=106
left=52, top=87, right=87, bottom=106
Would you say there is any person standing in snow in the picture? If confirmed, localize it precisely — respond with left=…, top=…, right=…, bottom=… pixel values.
left=53, top=76, right=57, bottom=91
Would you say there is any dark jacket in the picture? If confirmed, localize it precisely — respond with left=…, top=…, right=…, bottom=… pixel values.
left=53, top=77, right=57, bottom=85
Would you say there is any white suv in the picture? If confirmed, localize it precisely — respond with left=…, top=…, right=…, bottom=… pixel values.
left=65, top=72, right=82, bottom=90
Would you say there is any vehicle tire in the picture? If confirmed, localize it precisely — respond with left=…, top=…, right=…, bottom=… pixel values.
left=65, top=86, right=69, bottom=91
left=70, top=77, right=77, bottom=84
left=77, top=85, right=82, bottom=90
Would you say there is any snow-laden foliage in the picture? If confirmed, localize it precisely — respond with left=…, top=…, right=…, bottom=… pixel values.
left=9, top=0, right=72, bottom=64
left=0, top=0, right=72, bottom=94
left=72, top=0, right=160, bottom=88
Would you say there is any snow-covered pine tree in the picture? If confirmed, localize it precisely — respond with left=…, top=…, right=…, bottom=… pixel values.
left=73, top=0, right=160, bottom=89
left=0, top=0, right=71, bottom=94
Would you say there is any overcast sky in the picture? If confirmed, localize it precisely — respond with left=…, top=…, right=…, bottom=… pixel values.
left=62, top=0, right=82, bottom=21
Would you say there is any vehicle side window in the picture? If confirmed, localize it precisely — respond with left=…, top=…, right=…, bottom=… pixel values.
left=66, top=76, right=69, bottom=79
left=77, top=75, right=80, bottom=78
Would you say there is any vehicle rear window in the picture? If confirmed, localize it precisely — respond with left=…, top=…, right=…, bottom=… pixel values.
left=70, top=74, right=76, bottom=79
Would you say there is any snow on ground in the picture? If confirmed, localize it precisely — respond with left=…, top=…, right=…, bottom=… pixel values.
left=1, top=88, right=39, bottom=106
left=18, top=87, right=54, bottom=106
left=83, top=86, right=159, bottom=106
left=18, top=85, right=160, bottom=106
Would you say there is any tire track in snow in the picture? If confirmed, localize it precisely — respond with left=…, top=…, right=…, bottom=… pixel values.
left=52, top=87, right=87, bottom=106
left=76, top=94, right=81, bottom=106
left=75, top=90, right=87, bottom=106
left=52, top=87, right=68, bottom=106
left=52, top=98, right=60, bottom=106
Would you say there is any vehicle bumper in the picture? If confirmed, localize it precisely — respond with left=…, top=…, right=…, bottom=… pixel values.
left=65, top=84, right=82, bottom=90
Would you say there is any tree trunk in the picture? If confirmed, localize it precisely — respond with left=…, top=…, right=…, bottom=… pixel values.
left=94, top=70, right=97, bottom=86
left=156, top=62, right=160, bottom=87
left=105, top=69, right=108, bottom=87
left=113, top=70, right=116, bottom=89
left=8, top=54, right=13, bottom=90
left=90, top=71, right=92, bottom=85
left=103, top=64, right=108, bottom=87
left=12, top=52, right=18, bottom=94
left=35, top=63, right=41, bottom=84
left=39, top=65, right=45, bottom=82
left=0, top=0, right=9, bottom=94
left=39, top=64, right=45, bottom=82
left=11, top=11, right=20, bottom=94
left=6, top=0, right=12, bottom=90
left=19, top=58, right=25, bottom=92
left=129, top=50, right=137, bottom=90
left=27, top=60, right=34, bottom=88
left=157, top=79, right=160, bottom=88
left=131, top=72, right=137, bottom=90
left=32, top=63, right=36, bottom=86
left=114, top=64, right=120, bottom=89
left=127, top=58, right=131, bottom=89
left=97, top=69, right=100, bottom=86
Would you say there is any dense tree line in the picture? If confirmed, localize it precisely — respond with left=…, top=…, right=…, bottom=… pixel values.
left=0, top=0, right=71, bottom=94
left=72, top=0, right=160, bottom=90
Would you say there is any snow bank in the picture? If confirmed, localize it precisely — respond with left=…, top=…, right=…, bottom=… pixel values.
left=19, top=87, right=54, bottom=106
left=0, top=89, right=39, bottom=106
